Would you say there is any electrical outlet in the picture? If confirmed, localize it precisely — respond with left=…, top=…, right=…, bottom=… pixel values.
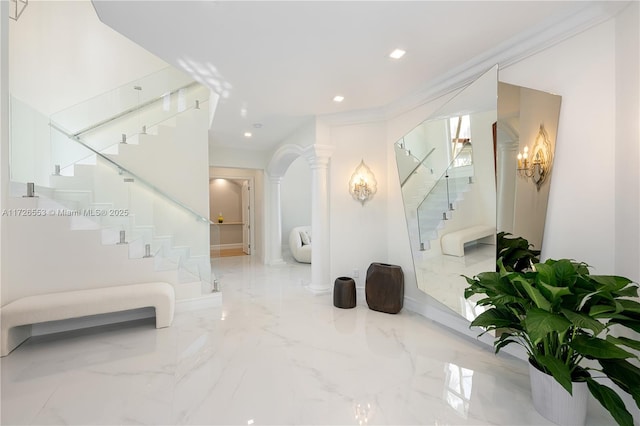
left=353, top=269, right=359, bottom=278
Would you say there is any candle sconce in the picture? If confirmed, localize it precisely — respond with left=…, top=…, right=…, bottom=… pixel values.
left=349, top=160, right=377, bottom=205
left=517, top=124, right=553, bottom=191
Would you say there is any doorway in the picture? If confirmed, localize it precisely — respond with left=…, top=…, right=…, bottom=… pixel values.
left=209, top=176, right=255, bottom=258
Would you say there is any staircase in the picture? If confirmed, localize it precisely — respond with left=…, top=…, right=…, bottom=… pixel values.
left=416, top=169, right=473, bottom=250
left=6, top=67, right=218, bottom=304
left=396, top=138, right=475, bottom=253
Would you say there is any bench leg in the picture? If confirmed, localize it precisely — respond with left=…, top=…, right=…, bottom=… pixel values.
left=154, top=306, right=174, bottom=329
left=1, top=324, right=32, bottom=357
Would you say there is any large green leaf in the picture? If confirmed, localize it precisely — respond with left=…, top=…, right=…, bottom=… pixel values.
left=494, top=332, right=519, bottom=354
left=614, top=285, right=639, bottom=298
left=606, top=335, right=640, bottom=351
left=534, top=355, right=573, bottom=394
left=524, top=308, right=571, bottom=344
left=470, top=308, right=519, bottom=330
left=589, top=304, right=617, bottom=317
left=469, top=271, right=520, bottom=298
left=590, top=275, right=634, bottom=292
left=490, top=294, right=529, bottom=307
left=560, top=309, right=604, bottom=335
left=538, top=282, right=571, bottom=305
left=599, top=359, right=640, bottom=409
left=618, top=299, right=640, bottom=314
left=587, top=378, right=634, bottom=426
left=535, top=263, right=556, bottom=287
left=553, top=259, right=580, bottom=287
left=513, top=276, right=551, bottom=311
left=569, top=335, right=635, bottom=359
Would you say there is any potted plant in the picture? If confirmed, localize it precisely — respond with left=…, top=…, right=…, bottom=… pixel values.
left=464, top=246, right=640, bottom=426
left=496, top=231, right=540, bottom=272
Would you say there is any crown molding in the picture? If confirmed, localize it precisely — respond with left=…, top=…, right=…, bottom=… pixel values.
left=320, top=1, right=630, bottom=128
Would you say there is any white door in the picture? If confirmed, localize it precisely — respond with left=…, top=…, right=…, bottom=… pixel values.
left=242, top=181, right=251, bottom=255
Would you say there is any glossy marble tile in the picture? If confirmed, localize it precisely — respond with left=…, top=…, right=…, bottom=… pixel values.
left=1, top=256, right=614, bottom=425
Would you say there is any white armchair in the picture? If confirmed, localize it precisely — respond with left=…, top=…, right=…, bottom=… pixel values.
left=289, top=226, right=312, bottom=263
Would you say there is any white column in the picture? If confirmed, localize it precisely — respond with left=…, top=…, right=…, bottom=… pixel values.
left=304, top=145, right=334, bottom=294
left=497, top=142, right=519, bottom=235
left=267, top=175, right=285, bottom=265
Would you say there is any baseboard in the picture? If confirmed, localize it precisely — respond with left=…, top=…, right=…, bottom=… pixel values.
left=403, top=295, right=527, bottom=361
left=210, top=243, right=242, bottom=250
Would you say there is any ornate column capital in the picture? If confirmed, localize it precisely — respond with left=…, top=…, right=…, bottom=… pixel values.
left=302, top=144, right=334, bottom=169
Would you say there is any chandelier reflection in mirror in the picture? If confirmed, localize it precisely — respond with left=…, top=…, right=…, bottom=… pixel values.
left=349, top=160, right=377, bottom=205
left=517, top=124, right=554, bottom=191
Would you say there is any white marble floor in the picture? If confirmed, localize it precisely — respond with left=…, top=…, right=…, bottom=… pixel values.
left=1, top=256, right=614, bottom=425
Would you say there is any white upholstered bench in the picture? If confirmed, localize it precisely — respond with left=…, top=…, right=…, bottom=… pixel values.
left=441, top=225, right=496, bottom=257
left=1, top=282, right=175, bottom=357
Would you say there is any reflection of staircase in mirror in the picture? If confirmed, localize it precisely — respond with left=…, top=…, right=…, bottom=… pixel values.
left=416, top=167, right=474, bottom=251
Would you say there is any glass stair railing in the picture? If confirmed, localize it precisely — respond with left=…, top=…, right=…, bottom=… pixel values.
left=395, top=137, right=438, bottom=187
left=9, top=67, right=219, bottom=294
left=396, top=138, right=439, bottom=215
left=416, top=147, right=474, bottom=251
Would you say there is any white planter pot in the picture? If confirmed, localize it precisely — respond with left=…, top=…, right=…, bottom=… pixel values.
left=529, top=361, right=589, bottom=426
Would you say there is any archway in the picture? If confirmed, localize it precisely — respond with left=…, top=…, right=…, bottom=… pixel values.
left=266, top=143, right=334, bottom=293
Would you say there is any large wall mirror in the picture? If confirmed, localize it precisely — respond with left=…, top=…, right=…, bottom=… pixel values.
left=395, top=66, right=561, bottom=321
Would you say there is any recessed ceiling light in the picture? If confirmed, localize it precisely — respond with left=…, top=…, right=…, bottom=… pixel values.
left=389, top=48, right=406, bottom=59
left=252, top=123, right=263, bottom=128
left=244, top=132, right=252, bottom=138
left=333, top=95, right=344, bottom=103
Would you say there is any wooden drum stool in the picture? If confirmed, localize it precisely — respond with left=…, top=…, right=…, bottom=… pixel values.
left=333, top=277, right=356, bottom=309
left=365, top=263, right=404, bottom=314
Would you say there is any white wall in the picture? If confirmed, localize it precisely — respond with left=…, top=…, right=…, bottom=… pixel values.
left=209, top=145, right=269, bottom=170
left=9, top=0, right=168, bottom=116
left=281, top=156, right=311, bottom=247
left=500, top=18, right=618, bottom=273
left=324, top=120, right=388, bottom=289
left=614, top=1, right=640, bottom=282
left=209, top=179, right=242, bottom=223
left=209, top=178, right=243, bottom=246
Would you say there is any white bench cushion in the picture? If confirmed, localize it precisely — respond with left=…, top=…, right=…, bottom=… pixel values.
left=441, top=225, right=496, bottom=257
left=1, top=282, right=175, bottom=356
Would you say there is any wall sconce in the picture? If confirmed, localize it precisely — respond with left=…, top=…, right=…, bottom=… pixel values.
left=517, top=124, right=553, bottom=191
left=349, top=160, right=377, bottom=205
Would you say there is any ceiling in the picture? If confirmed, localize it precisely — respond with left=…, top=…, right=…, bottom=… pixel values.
left=93, top=1, right=624, bottom=153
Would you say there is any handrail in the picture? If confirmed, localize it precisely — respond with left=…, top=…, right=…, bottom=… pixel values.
left=73, top=81, right=201, bottom=138
left=400, top=147, right=436, bottom=188
left=49, top=117, right=215, bottom=226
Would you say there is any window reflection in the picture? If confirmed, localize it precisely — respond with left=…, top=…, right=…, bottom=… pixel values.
left=444, top=363, right=474, bottom=418
left=449, top=115, right=473, bottom=167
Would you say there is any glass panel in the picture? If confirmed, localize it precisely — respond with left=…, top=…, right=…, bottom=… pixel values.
left=9, top=71, right=217, bottom=296
left=50, top=67, right=195, bottom=135
left=9, top=96, right=53, bottom=187
left=49, top=124, right=214, bottom=288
